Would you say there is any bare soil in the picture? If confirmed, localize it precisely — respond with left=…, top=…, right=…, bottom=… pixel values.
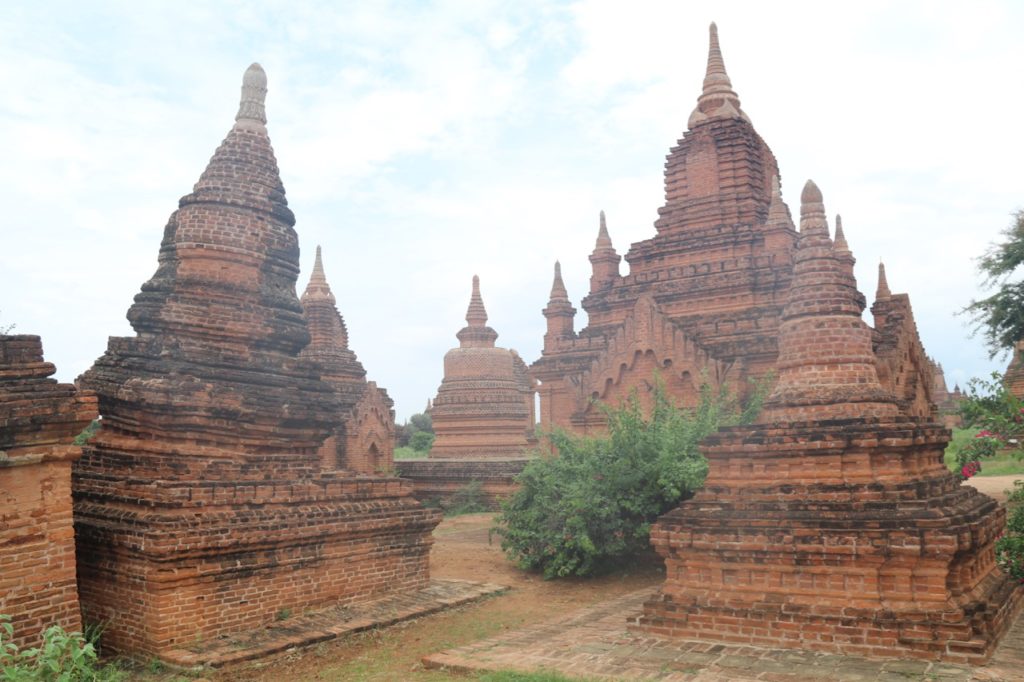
left=964, top=474, right=1022, bottom=504
left=167, top=513, right=664, bottom=681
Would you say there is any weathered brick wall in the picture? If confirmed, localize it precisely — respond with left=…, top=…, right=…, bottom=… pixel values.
left=396, top=457, right=530, bottom=509
left=0, top=335, right=96, bottom=648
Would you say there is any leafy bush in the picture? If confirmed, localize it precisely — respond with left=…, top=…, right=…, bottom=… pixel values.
left=409, top=431, right=435, bottom=453
left=953, top=372, right=1024, bottom=480
left=446, top=480, right=488, bottom=516
left=493, top=377, right=766, bottom=578
left=997, top=481, right=1024, bottom=581
left=0, top=615, right=123, bottom=681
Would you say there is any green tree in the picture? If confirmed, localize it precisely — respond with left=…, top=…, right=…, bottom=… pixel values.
left=409, top=430, right=434, bottom=453
left=493, top=376, right=767, bottom=579
left=963, top=209, right=1024, bottom=357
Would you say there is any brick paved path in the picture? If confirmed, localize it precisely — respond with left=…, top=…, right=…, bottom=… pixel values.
left=424, top=588, right=1024, bottom=681
left=162, top=579, right=505, bottom=668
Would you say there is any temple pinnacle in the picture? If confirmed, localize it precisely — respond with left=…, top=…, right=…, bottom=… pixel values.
left=766, top=175, right=794, bottom=230
left=235, top=63, right=268, bottom=129
left=466, top=275, right=488, bottom=327
left=311, top=245, right=327, bottom=284
left=833, top=215, right=849, bottom=251
left=550, top=261, right=569, bottom=301
left=876, top=261, right=892, bottom=299
left=596, top=210, right=612, bottom=249
left=688, top=23, right=749, bottom=128
left=799, top=180, right=829, bottom=239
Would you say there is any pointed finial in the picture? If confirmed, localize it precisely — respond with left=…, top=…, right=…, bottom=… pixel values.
left=550, top=261, right=569, bottom=301
left=466, top=274, right=488, bottom=326
left=236, top=63, right=267, bottom=129
left=595, top=210, right=612, bottom=249
left=798, top=180, right=829, bottom=239
left=833, top=214, right=849, bottom=251
left=311, top=245, right=327, bottom=284
left=688, top=23, right=748, bottom=128
left=876, top=261, right=892, bottom=299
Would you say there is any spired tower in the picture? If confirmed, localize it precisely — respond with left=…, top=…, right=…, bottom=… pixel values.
left=638, top=182, right=1023, bottom=663
left=532, top=23, right=798, bottom=434
left=299, top=245, right=396, bottom=473
left=430, top=275, right=536, bottom=458
left=74, top=65, right=441, bottom=661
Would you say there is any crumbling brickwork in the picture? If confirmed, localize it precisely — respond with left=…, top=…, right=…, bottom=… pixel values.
left=429, top=276, right=536, bottom=459
left=73, top=64, right=440, bottom=660
left=300, top=246, right=396, bottom=473
left=637, top=175, right=1022, bottom=663
left=0, top=335, right=96, bottom=648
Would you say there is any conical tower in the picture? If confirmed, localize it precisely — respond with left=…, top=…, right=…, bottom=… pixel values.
left=589, top=211, right=621, bottom=293
left=73, top=65, right=440, bottom=660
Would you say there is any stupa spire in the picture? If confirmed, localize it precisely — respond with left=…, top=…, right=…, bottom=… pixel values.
left=300, top=246, right=349, bottom=351
left=235, top=63, right=267, bottom=130
left=766, top=175, right=794, bottom=231
left=466, top=275, right=488, bottom=327
left=550, top=261, right=569, bottom=302
left=596, top=211, right=612, bottom=249
left=688, top=23, right=749, bottom=128
left=833, top=215, right=849, bottom=251
left=876, top=261, right=892, bottom=299
left=799, top=180, right=830, bottom=241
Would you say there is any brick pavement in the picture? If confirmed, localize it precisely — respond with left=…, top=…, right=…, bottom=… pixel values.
left=423, top=588, right=1024, bottom=681
left=161, top=579, right=505, bottom=668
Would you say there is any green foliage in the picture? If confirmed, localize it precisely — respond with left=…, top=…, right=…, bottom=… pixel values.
left=0, top=615, right=124, bottom=681
left=963, top=209, right=1024, bottom=357
left=396, top=411, right=433, bottom=447
left=72, top=421, right=100, bottom=447
left=393, top=446, right=422, bottom=460
left=409, top=430, right=435, bottom=453
left=997, top=481, right=1024, bottom=582
left=446, top=481, right=488, bottom=516
left=952, top=372, right=1024, bottom=479
left=494, top=376, right=768, bottom=579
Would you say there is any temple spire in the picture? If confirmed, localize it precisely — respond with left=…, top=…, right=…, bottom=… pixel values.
left=550, top=261, right=569, bottom=302
left=688, top=23, right=749, bottom=128
left=766, top=175, right=794, bottom=231
left=876, top=261, right=892, bottom=299
left=235, top=63, right=267, bottom=130
left=596, top=210, right=612, bottom=249
left=466, top=275, right=488, bottom=327
left=301, top=245, right=335, bottom=304
left=799, top=180, right=830, bottom=240
left=833, top=215, right=849, bottom=251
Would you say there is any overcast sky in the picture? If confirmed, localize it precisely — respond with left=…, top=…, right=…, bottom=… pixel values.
left=1, top=0, right=1022, bottom=422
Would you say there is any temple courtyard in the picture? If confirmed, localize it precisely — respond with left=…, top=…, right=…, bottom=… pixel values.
left=126, top=486, right=1024, bottom=681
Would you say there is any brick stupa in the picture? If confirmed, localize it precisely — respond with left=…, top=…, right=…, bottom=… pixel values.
left=637, top=181, right=1023, bottom=663
left=74, top=65, right=441, bottom=660
left=430, top=276, right=535, bottom=458
left=0, top=336, right=96, bottom=648
left=398, top=277, right=535, bottom=509
left=300, top=245, right=395, bottom=473
left=531, top=24, right=939, bottom=434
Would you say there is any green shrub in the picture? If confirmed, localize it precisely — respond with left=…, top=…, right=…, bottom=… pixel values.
left=409, top=431, right=435, bottom=452
left=393, top=446, right=422, bottom=460
left=493, top=376, right=766, bottom=579
left=997, top=480, right=1024, bottom=581
left=953, top=372, right=1024, bottom=480
left=0, top=615, right=124, bottom=681
left=446, top=480, right=488, bottom=516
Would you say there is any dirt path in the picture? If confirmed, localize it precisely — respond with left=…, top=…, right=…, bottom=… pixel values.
left=203, top=513, right=663, bottom=681
left=964, top=474, right=1022, bottom=504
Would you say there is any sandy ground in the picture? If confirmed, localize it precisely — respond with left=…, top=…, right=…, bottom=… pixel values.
left=964, top=474, right=1022, bottom=504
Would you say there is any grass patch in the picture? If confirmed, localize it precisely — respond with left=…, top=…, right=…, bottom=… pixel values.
left=394, top=446, right=425, bottom=460
left=944, top=427, right=1024, bottom=477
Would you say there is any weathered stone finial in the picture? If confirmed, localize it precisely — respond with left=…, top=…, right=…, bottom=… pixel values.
left=235, top=63, right=268, bottom=129
left=833, top=215, right=849, bottom=251
left=311, top=245, right=327, bottom=284
left=596, top=210, right=612, bottom=249
left=550, top=261, right=570, bottom=302
left=688, top=23, right=749, bottom=129
left=876, top=261, right=892, bottom=300
left=466, top=275, right=488, bottom=327
left=799, top=180, right=829, bottom=240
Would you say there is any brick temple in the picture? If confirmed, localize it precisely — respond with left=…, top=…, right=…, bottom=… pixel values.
left=397, top=276, right=535, bottom=509
left=72, top=64, right=441, bottom=659
left=300, top=245, right=395, bottom=474
left=0, top=336, right=96, bottom=649
left=637, top=175, right=1022, bottom=661
left=530, top=24, right=940, bottom=434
